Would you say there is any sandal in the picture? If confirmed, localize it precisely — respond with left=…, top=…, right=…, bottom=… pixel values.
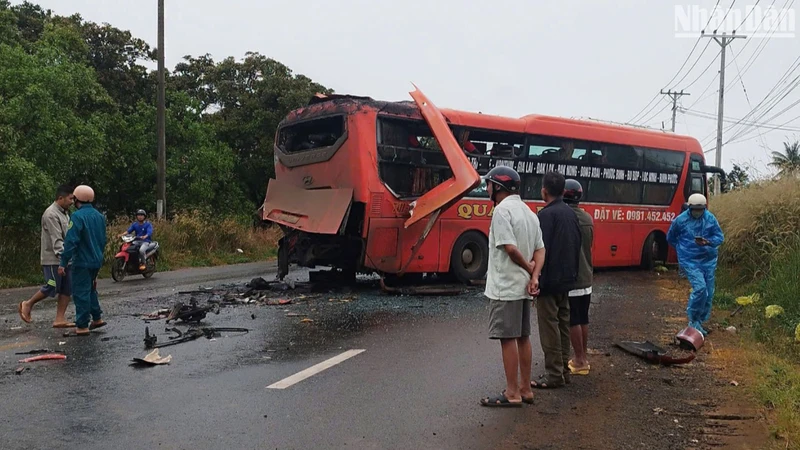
left=480, top=393, right=523, bottom=407
left=18, top=302, right=32, bottom=324
left=568, top=360, right=590, bottom=375
left=52, top=322, right=76, bottom=329
left=503, top=389, right=534, bottom=404
left=89, top=320, right=107, bottom=330
left=530, top=375, right=564, bottom=389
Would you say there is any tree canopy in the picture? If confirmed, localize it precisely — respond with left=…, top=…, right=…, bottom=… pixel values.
left=0, top=1, right=331, bottom=231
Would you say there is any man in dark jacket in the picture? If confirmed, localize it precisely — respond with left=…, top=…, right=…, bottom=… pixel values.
left=59, top=185, right=107, bottom=336
left=563, top=179, right=594, bottom=376
left=530, top=172, right=582, bottom=389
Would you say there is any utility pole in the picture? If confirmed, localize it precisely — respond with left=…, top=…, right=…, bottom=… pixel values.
left=156, top=0, right=166, bottom=219
left=660, top=89, right=690, bottom=132
left=703, top=31, right=746, bottom=195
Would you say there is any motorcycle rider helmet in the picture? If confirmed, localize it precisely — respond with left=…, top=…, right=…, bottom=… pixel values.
left=483, top=166, right=521, bottom=203
left=136, top=209, right=147, bottom=217
left=687, top=193, right=707, bottom=219
left=563, top=179, right=583, bottom=204
left=73, top=185, right=95, bottom=203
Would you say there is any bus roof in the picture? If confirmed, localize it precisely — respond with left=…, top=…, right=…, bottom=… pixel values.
left=290, top=94, right=704, bottom=155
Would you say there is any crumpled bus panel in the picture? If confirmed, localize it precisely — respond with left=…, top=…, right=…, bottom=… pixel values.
left=404, top=86, right=480, bottom=228
left=261, top=178, right=353, bottom=235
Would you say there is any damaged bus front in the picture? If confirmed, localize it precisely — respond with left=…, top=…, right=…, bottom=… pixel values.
left=260, top=87, right=480, bottom=281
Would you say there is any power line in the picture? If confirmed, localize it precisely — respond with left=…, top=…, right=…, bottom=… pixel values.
left=680, top=107, right=800, bottom=131
left=700, top=53, right=800, bottom=145
left=627, top=0, right=723, bottom=123
left=661, top=90, right=691, bottom=131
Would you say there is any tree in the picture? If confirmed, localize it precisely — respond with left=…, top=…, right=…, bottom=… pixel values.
left=725, top=163, right=751, bottom=191
left=176, top=52, right=333, bottom=206
left=769, top=141, right=800, bottom=178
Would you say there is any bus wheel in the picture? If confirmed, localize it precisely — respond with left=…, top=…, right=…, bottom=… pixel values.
left=450, top=231, right=488, bottom=284
left=641, top=232, right=667, bottom=270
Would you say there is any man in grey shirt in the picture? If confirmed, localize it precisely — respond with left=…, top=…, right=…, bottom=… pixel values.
left=18, top=185, right=75, bottom=328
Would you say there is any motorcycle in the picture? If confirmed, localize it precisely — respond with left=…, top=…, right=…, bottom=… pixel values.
left=111, top=234, right=160, bottom=282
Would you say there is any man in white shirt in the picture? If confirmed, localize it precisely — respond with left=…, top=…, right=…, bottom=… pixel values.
left=479, top=166, right=546, bottom=408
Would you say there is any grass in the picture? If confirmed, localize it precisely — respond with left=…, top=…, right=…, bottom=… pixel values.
left=709, top=176, right=800, bottom=446
left=0, top=210, right=281, bottom=288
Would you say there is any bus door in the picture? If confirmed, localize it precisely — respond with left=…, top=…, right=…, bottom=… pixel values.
left=685, top=154, right=708, bottom=199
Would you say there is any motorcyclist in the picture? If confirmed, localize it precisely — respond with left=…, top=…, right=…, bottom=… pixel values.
left=666, top=193, right=724, bottom=336
left=120, top=209, right=154, bottom=271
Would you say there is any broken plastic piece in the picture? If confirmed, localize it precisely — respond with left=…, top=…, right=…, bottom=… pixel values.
left=615, top=341, right=696, bottom=365
left=18, top=354, right=67, bottom=363
left=131, top=348, right=172, bottom=366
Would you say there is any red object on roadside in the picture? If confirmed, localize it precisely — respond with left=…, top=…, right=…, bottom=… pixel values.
left=18, top=354, right=67, bottom=363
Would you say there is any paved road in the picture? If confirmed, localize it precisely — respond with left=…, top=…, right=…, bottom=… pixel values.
left=0, top=261, right=275, bottom=314
left=0, top=263, right=594, bottom=450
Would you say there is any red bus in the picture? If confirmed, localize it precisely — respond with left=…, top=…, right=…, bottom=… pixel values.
left=260, top=88, right=723, bottom=283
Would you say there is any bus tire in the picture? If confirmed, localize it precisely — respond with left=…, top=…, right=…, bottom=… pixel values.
left=641, top=232, right=667, bottom=270
left=450, top=231, right=488, bottom=284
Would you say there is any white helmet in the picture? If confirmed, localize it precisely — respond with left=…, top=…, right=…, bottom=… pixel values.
left=73, top=185, right=95, bottom=203
left=687, top=193, right=707, bottom=210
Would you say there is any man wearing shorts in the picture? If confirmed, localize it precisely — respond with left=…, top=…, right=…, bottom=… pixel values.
left=563, top=179, right=594, bottom=376
left=479, top=166, right=545, bottom=408
left=18, top=185, right=75, bottom=328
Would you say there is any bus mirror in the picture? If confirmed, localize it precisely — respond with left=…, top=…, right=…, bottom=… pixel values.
left=404, top=85, right=481, bottom=228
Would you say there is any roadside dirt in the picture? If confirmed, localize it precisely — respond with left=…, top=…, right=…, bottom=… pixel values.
left=498, top=269, right=773, bottom=450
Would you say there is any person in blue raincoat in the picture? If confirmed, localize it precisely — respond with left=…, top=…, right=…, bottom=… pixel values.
left=59, top=185, right=108, bottom=336
left=667, top=193, right=724, bottom=335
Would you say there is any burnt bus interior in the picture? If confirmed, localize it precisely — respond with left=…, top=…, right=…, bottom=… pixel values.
left=376, top=117, right=697, bottom=207
left=274, top=114, right=365, bottom=278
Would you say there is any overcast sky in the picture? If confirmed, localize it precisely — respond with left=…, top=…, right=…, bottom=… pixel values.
left=13, top=0, right=799, bottom=177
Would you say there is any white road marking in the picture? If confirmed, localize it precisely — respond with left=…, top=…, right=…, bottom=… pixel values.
left=266, top=349, right=366, bottom=389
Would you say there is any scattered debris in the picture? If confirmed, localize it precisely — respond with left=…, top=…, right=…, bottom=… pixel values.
left=730, top=380, right=739, bottom=386
left=676, top=326, right=704, bottom=351
left=247, top=277, right=271, bottom=290
left=615, top=341, right=696, bottom=366
left=141, top=308, right=171, bottom=320
left=144, top=326, right=249, bottom=349
left=653, top=408, right=665, bottom=415
left=300, top=318, right=314, bottom=323
left=166, top=299, right=219, bottom=323
left=726, top=326, right=737, bottom=334
left=236, top=248, right=244, bottom=254
left=15, top=367, right=27, bottom=375
left=131, top=348, right=172, bottom=366
left=379, top=278, right=466, bottom=296
left=58, top=341, right=66, bottom=346
left=286, top=313, right=307, bottom=317
left=18, top=353, right=67, bottom=363
left=15, top=349, right=62, bottom=355
left=10, top=326, right=23, bottom=330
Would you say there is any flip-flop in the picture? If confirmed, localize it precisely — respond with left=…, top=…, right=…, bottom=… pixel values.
left=18, top=302, right=32, bottom=324
left=480, top=393, right=523, bottom=408
left=89, top=321, right=107, bottom=330
left=568, top=360, right=590, bottom=375
left=52, top=322, right=76, bottom=329
left=502, top=389, right=534, bottom=404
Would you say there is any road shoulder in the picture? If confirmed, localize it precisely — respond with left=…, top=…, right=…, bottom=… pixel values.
left=499, top=270, right=771, bottom=450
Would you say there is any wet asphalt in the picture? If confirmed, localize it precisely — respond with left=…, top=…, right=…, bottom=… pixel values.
left=0, top=263, right=545, bottom=450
